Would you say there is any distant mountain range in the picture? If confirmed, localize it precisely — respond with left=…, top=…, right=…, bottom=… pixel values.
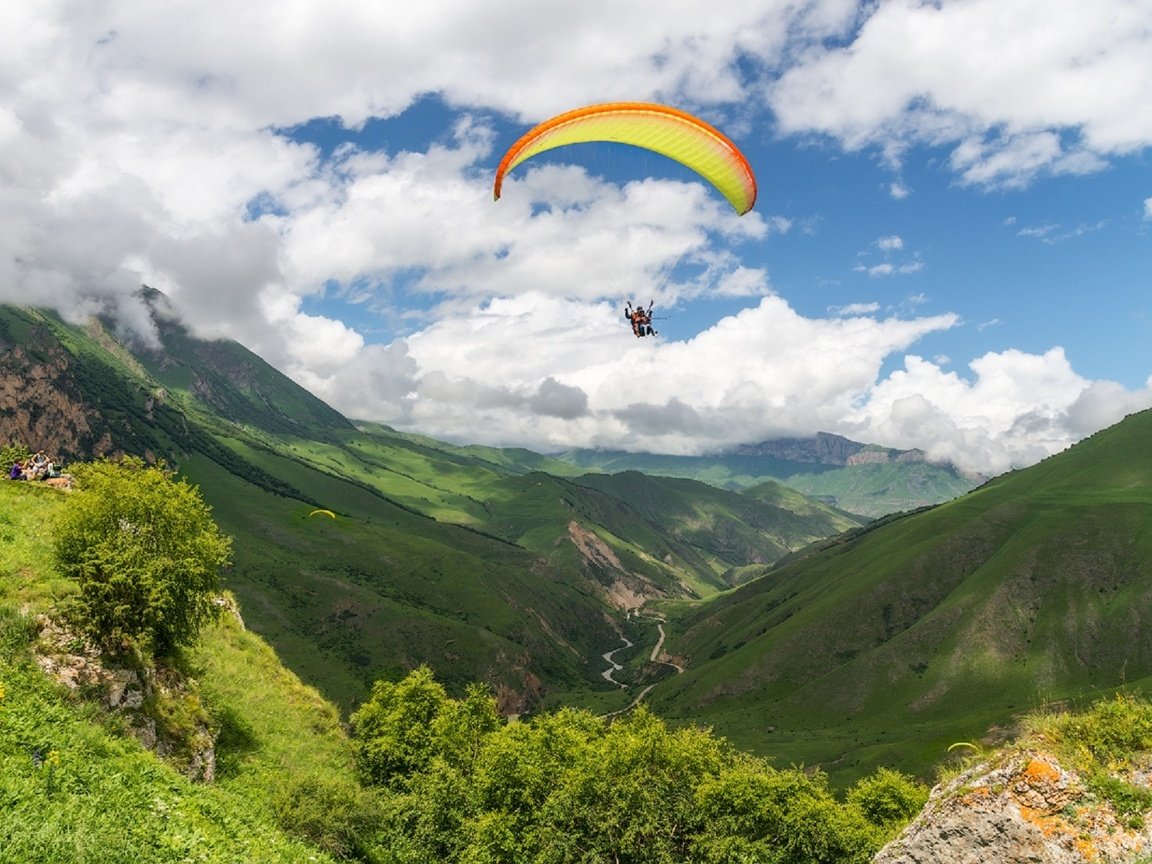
left=555, top=433, right=980, bottom=518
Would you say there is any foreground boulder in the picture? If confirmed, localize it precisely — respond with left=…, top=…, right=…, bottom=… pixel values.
left=874, top=749, right=1152, bottom=863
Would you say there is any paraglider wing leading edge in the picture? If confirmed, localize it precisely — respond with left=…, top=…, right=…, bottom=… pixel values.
left=493, top=102, right=757, bottom=215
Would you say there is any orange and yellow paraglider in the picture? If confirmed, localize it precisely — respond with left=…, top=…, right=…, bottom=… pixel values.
left=493, top=102, right=757, bottom=215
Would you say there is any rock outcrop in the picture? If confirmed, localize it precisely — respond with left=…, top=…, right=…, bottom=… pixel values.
left=875, top=749, right=1152, bottom=863
left=33, top=615, right=217, bottom=783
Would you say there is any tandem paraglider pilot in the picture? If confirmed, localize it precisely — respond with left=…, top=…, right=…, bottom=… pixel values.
left=625, top=301, right=655, bottom=338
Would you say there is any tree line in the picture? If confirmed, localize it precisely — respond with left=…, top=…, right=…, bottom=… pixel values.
left=337, top=665, right=926, bottom=863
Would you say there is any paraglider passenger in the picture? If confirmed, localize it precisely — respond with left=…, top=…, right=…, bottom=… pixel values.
left=625, top=301, right=655, bottom=338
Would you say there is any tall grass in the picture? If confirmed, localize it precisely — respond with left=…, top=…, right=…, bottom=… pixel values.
left=0, top=643, right=339, bottom=863
left=0, top=482, right=75, bottom=612
left=1024, top=692, right=1152, bottom=827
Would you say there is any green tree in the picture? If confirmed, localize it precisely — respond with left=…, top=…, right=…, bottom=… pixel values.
left=53, top=457, right=232, bottom=656
left=691, top=759, right=881, bottom=864
left=431, top=682, right=503, bottom=774
left=351, top=665, right=454, bottom=787
left=350, top=666, right=899, bottom=864
left=470, top=707, right=604, bottom=821
left=534, top=707, right=729, bottom=863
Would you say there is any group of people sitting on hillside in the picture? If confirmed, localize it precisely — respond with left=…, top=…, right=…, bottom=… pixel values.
left=9, top=450, right=70, bottom=486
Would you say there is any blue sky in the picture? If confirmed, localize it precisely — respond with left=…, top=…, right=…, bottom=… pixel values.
left=2, top=1, right=1150, bottom=473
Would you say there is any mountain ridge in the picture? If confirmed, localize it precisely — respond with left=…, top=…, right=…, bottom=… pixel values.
left=0, top=299, right=865, bottom=715
left=555, top=434, right=980, bottom=518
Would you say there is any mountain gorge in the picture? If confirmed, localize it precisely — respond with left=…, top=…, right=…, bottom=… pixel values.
left=7, top=297, right=1151, bottom=801
left=0, top=300, right=863, bottom=712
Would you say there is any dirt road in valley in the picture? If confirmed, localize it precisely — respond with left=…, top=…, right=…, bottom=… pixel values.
left=600, top=609, right=683, bottom=715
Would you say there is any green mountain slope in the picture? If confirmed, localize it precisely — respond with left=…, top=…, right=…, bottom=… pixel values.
left=130, top=287, right=354, bottom=438
left=650, top=409, right=1152, bottom=785
left=0, top=481, right=349, bottom=863
left=573, top=472, right=863, bottom=582
left=0, top=300, right=861, bottom=713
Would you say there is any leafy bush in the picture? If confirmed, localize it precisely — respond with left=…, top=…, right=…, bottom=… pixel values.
left=52, top=457, right=232, bottom=656
left=1036, top=692, right=1152, bottom=829
left=350, top=665, right=453, bottom=786
left=1055, top=693, right=1152, bottom=766
left=0, top=442, right=31, bottom=473
left=846, top=767, right=929, bottom=832
left=693, top=759, right=881, bottom=864
left=353, top=667, right=901, bottom=864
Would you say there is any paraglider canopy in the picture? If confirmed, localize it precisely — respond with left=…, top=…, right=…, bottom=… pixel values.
left=308, top=508, right=336, bottom=519
left=493, top=102, right=757, bottom=215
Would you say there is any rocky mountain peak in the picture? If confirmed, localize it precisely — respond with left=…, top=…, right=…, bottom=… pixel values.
left=732, top=431, right=928, bottom=467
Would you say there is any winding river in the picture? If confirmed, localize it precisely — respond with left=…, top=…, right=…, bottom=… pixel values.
left=600, top=636, right=633, bottom=688
left=600, top=609, right=684, bottom=713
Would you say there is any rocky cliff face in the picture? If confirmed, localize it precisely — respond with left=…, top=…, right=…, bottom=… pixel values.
left=734, top=431, right=928, bottom=467
left=1, top=297, right=352, bottom=466
left=0, top=329, right=115, bottom=461
left=0, top=310, right=186, bottom=464
left=35, top=615, right=217, bottom=783
left=875, top=749, right=1152, bottom=863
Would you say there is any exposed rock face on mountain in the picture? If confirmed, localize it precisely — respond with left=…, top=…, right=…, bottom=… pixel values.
left=875, top=750, right=1152, bottom=863
left=733, top=431, right=928, bottom=467
left=1, top=298, right=350, bottom=470
left=0, top=315, right=117, bottom=460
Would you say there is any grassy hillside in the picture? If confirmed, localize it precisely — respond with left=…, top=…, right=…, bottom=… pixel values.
left=0, top=474, right=927, bottom=864
left=183, top=435, right=856, bottom=710
left=180, top=451, right=619, bottom=710
left=0, top=480, right=350, bottom=863
left=2, top=301, right=867, bottom=716
left=650, top=409, right=1152, bottom=786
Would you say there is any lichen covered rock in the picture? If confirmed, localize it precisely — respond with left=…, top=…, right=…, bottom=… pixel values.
left=875, top=750, right=1152, bottom=863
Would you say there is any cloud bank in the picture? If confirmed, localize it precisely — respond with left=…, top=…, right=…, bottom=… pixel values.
left=1, top=0, right=1150, bottom=475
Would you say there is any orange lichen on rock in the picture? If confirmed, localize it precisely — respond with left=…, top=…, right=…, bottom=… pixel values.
left=875, top=748, right=1152, bottom=863
left=1073, top=835, right=1100, bottom=862
left=1023, top=756, right=1063, bottom=786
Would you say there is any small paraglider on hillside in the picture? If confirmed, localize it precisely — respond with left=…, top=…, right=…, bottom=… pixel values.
left=308, top=508, right=336, bottom=520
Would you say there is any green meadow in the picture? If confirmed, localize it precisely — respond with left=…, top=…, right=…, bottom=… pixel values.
left=0, top=480, right=348, bottom=863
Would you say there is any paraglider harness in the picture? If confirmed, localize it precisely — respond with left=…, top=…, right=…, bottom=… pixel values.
left=625, top=301, right=656, bottom=338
